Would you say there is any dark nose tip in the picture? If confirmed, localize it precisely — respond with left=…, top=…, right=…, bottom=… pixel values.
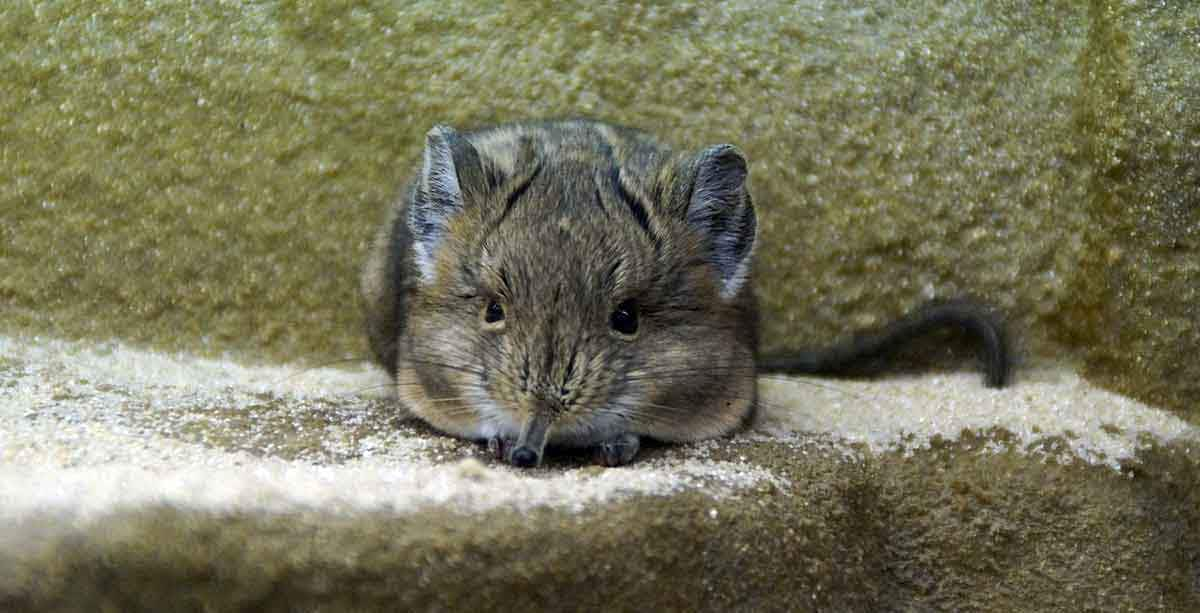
left=510, top=446, right=539, bottom=468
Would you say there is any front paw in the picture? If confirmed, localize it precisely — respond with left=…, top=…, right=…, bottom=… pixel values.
left=592, top=433, right=641, bottom=467
left=487, top=435, right=512, bottom=461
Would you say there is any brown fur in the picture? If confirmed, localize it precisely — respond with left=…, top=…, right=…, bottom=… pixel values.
left=362, top=120, right=759, bottom=464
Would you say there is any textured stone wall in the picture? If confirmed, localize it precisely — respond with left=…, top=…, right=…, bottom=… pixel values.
left=1060, top=1, right=1200, bottom=419
left=2, top=3, right=1199, bottom=608
left=1, top=1, right=1196, bottom=419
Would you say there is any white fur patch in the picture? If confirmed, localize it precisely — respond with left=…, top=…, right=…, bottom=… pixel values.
left=719, top=251, right=753, bottom=300
left=719, top=207, right=757, bottom=299
left=412, top=240, right=437, bottom=284
left=410, top=126, right=465, bottom=283
left=464, top=392, right=517, bottom=441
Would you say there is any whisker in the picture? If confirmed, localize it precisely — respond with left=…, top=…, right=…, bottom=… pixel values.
left=591, top=406, right=676, bottom=428
left=345, top=381, right=431, bottom=396
left=266, top=354, right=377, bottom=388
left=621, top=364, right=760, bottom=381
left=619, top=363, right=884, bottom=406
left=402, top=358, right=486, bottom=378
left=629, top=400, right=698, bottom=416
left=422, top=395, right=477, bottom=405
left=345, top=384, right=394, bottom=396
left=758, top=375, right=875, bottom=404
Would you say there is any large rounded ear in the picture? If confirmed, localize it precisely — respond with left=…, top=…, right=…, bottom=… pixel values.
left=685, top=144, right=757, bottom=299
left=408, top=125, right=487, bottom=283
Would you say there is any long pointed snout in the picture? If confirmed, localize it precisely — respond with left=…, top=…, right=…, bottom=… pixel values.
left=509, top=409, right=554, bottom=468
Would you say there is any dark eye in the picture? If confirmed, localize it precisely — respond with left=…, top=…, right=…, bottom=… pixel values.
left=484, top=299, right=505, bottom=324
left=610, top=300, right=638, bottom=336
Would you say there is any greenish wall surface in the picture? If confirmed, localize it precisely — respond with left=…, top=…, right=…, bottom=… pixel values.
left=0, top=3, right=1195, bottom=409
left=1062, top=0, right=1200, bottom=418
left=3, top=4, right=1200, bottom=609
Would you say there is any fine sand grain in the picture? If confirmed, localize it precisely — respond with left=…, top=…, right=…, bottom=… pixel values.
left=1, top=335, right=1195, bottom=526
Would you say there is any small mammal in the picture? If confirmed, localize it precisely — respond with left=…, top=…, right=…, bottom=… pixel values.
left=362, top=119, right=1008, bottom=468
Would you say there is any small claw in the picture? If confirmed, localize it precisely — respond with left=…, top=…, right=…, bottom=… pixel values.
left=593, top=433, right=641, bottom=467
left=487, top=435, right=508, bottom=461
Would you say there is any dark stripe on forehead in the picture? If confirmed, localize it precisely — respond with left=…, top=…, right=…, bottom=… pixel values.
left=592, top=185, right=611, bottom=217
left=492, top=161, right=542, bottom=231
left=610, top=166, right=657, bottom=245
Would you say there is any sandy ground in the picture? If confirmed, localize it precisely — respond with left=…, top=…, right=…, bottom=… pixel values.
left=1, top=334, right=1195, bottom=524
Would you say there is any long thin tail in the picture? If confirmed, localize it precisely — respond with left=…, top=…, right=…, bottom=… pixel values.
left=757, top=299, right=1010, bottom=388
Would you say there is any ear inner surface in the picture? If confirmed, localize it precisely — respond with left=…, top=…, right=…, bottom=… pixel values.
left=687, top=144, right=757, bottom=299
left=409, top=126, right=486, bottom=282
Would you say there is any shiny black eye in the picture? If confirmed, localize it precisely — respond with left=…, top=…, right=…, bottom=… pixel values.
left=484, top=299, right=505, bottom=324
left=610, top=300, right=638, bottom=336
